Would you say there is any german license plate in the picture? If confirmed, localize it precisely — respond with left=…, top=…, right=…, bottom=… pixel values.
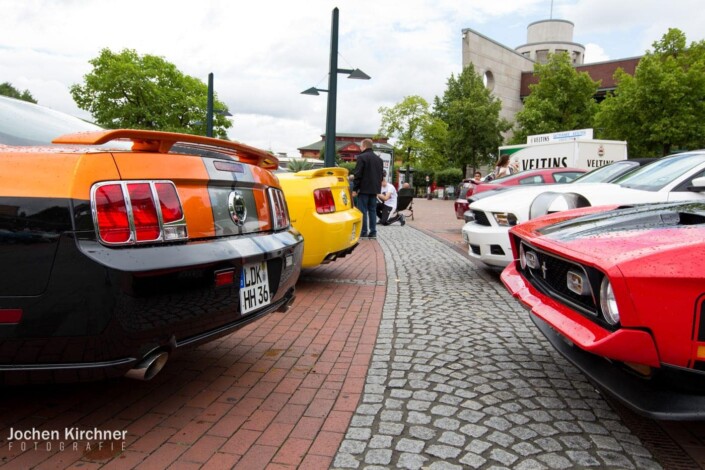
left=239, top=262, right=270, bottom=315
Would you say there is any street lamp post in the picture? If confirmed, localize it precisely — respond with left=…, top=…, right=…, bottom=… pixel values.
left=302, top=7, right=370, bottom=168
left=206, top=73, right=214, bottom=138
left=205, top=72, right=232, bottom=138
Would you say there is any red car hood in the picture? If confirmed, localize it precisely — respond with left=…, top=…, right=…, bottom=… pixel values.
left=511, top=202, right=705, bottom=265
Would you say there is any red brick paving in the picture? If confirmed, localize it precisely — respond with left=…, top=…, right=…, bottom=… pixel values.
left=0, top=239, right=385, bottom=469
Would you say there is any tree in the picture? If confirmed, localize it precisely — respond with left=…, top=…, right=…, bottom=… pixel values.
left=378, top=95, right=433, bottom=168
left=318, top=144, right=341, bottom=164
left=433, top=65, right=510, bottom=172
left=511, top=52, right=599, bottom=144
left=287, top=159, right=314, bottom=172
left=595, top=29, right=705, bottom=156
left=70, top=48, right=232, bottom=138
left=0, top=82, right=37, bottom=103
left=418, top=116, right=450, bottom=169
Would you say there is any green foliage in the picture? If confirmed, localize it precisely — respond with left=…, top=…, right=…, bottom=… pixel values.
left=511, top=52, right=599, bottom=144
left=70, top=48, right=232, bottom=138
left=338, top=161, right=356, bottom=172
left=287, top=159, right=315, bottom=172
left=434, top=168, right=463, bottom=187
left=378, top=95, right=433, bottom=167
left=433, top=65, right=510, bottom=172
left=0, top=82, right=37, bottom=103
left=414, top=167, right=435, bottom=188
left=418, top=116, right=450, bottom=169
left=595, top=29, right=705, bottom=156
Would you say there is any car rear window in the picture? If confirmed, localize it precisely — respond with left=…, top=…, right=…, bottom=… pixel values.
left=518, top=175, right=545, bottom=184
left=553, top=171, right=584, bottom=183
left=0, top=96, right=104, bottom=146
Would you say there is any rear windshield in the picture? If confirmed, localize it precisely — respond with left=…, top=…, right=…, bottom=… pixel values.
left=0, top=96, right=104, bottom=146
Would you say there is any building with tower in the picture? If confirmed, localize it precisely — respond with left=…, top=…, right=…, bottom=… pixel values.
left=462, top=19, right=640, bottom=126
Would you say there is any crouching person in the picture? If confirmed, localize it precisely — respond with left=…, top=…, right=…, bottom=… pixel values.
left=376, top=176, right=406, bottom=226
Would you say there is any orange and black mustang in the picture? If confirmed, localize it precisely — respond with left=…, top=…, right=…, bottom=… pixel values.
left=0, top=125, right=302, bottom=383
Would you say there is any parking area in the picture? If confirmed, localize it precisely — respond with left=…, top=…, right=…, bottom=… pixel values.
left=1, top=198, right=704, bottom=469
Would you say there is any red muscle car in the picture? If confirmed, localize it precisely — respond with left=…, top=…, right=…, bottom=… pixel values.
left=501, top=199, right=705, bottom=419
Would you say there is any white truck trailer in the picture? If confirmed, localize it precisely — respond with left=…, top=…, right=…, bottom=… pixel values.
left=499, top=138, right=628, bottom=172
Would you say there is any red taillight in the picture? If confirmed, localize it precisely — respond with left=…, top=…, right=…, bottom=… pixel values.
left=92, top=180, right=187, bottom=245
left=95, top=184, right=131, bottom=243
left=268, top=188, right=290, bottom=230
left=214, top=269, right=235, bottom=287
left=155, top=182, right=184, bottom=223
left=314, top=188, right=336, bottom=214
left=127, top=183, right=160, bottom=241
left=0, top=309, right=22, bottom=324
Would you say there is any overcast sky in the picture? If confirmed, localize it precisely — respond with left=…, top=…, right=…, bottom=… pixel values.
left=2, top=0, right=704, bottom=156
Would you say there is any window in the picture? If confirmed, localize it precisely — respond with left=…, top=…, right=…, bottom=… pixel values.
left=519, top=176, right=544, bottom=185
left=536, top=50, right=549, bottom=63
left=483, top=71, right=495, bottom=91
left=552, top=172, right=584, bottom=183
left=616, top=153, right=705, bottom=191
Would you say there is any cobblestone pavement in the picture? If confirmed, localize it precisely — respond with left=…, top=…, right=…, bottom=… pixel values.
left=334, top=222, right=661, bottom=469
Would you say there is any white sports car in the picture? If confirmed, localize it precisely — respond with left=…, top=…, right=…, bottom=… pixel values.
left=462, top=151, right=705, bottom=267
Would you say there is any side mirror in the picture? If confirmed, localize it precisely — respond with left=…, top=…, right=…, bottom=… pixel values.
left=687, top=176, right=705, bottom=192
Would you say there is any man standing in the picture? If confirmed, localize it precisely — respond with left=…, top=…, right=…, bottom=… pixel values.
left=352, top=139, right=384, bottom=239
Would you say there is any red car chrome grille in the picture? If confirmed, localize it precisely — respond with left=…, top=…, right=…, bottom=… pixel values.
left=515, top=238, right=619, bottom=330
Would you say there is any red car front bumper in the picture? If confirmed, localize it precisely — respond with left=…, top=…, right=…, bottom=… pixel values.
left=502, top=262, right=705, bottom=420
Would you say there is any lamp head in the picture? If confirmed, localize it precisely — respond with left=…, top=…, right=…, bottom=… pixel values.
left=301, top=87, right=321, bottom=96
left=348, top=68, right=371, bottom=80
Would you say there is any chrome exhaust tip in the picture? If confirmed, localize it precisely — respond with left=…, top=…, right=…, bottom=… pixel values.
left=125, top=351, right=169, bottom=381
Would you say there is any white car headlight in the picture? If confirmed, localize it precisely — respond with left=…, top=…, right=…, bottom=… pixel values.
left=600, top=277, right=620, bottom=325
left=492, top=212, right=518, bottom=226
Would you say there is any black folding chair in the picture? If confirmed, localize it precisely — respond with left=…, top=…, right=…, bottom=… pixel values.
left=396, top=188, right=415, bottom=221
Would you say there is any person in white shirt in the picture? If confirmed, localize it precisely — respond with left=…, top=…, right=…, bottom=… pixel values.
left=376, top=176, right=405, bottom=226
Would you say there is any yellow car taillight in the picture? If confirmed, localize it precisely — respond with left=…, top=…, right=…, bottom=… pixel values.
left=314, top=188, right=336, bottom=214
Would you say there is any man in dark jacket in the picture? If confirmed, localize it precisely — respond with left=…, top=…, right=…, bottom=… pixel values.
left=352, top=139, right=384, bottom=239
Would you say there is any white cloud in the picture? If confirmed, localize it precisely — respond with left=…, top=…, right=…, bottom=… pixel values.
left=583, top=43, right=610, bottom=64
left=2, top=0, right=704, bottom=155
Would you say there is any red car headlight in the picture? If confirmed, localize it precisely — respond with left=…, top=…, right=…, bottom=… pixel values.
left=600, top=277, right=620, bottom=325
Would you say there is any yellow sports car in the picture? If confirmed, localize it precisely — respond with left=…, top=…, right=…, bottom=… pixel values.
left=277, top=167, right=361, bottom=268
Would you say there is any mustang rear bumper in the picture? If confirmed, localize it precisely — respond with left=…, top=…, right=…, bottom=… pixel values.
left=300, top=210, right=361, bottom=268
left=0, top=230, right=303, bottom=383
